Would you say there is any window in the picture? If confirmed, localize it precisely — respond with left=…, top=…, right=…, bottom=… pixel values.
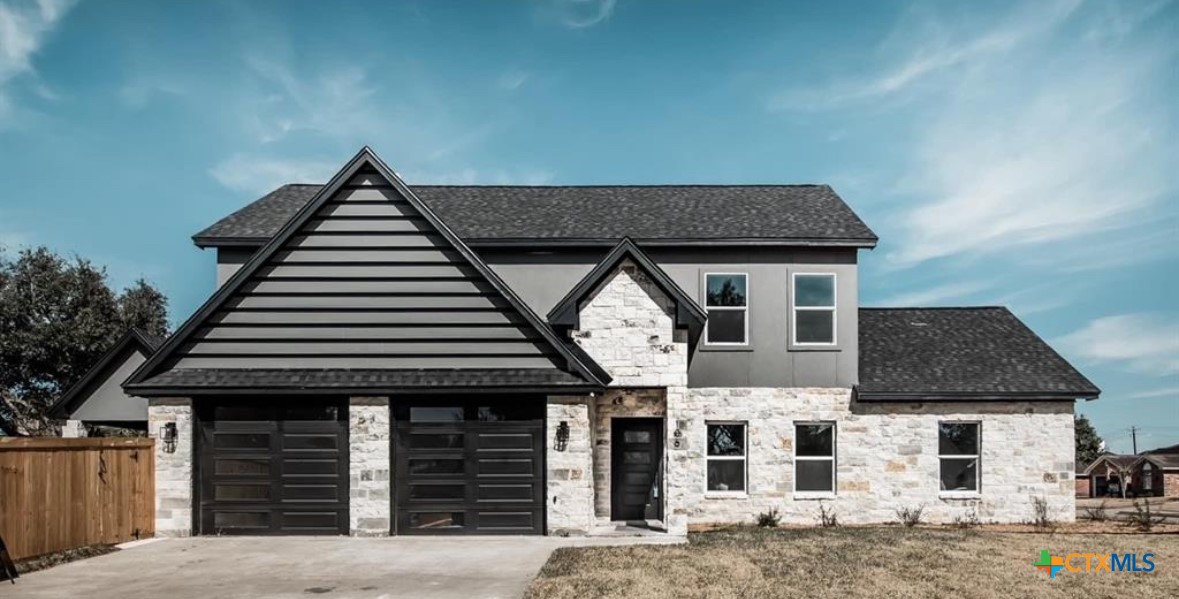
left=938, top=422, right=980, bottom=493
left=792, top=273, right=836, bottom=345
left=795, top=423, right=836, bottom=494
left=704, top=273, right=748, bottom=345
left=706, top=423, right=746, bottom=493
left=1142, top=462, right=1153, bottom=492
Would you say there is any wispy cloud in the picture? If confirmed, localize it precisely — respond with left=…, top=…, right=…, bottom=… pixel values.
left=538, top=0, right=616, bottom=29
left=402, top=167, right=556, bottom=186
left=876, top=281, right=990, bottom=307
left=210, top=154, right=338, bottom=195
left=768, top=0, right=1082, bottom=111
left=0, top=0, right=76, bottom=119
left=1124, top=386, right=1179, bottom=401
left=497, top=69, right=530, bottom=91
left=1057, top=313, right=1179, bottom=377
left=242, top=57, right=377, bottom=144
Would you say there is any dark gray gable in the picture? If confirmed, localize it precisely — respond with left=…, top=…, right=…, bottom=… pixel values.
left=548, top=237, right=705, bottom=339
left=126, top=147, right=608, bottom=394
left=49, top=328, right=162, bottom=418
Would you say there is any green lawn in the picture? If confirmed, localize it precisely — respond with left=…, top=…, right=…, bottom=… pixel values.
left=526, top=527, right=1178, bottom=599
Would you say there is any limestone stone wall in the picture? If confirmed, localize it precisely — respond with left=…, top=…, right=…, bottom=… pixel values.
left=349, top=397, right=390, bottom=536
left=546, top=397, right=594, bottom=534
left=148, top=398, right=193, bottom=537
left=60, top=419, right=85, bottom=438
left=573, top=259, right=689, bottom=388
left=676, top=388, right=1076, bottom=526
left=591, top=389, right=667, bottom=519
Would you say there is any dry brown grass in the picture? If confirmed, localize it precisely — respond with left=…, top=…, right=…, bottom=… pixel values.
left=526, top=527, right=1179, bottom=599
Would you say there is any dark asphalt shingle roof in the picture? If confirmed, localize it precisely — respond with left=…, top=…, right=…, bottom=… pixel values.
left=193, top=184, right=878, bottom=247
left=1141, top=453, right=1179, bottom=470
left=857, top=307, right=1100, bottom=401
left=131, top=368, right=594, bottom=392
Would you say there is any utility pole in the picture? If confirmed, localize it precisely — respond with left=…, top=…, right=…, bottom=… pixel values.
left=1130, top=426, right=1138, bottom=454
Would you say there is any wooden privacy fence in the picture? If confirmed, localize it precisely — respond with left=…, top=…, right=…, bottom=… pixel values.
left=0, top=437, right=154, bottom=561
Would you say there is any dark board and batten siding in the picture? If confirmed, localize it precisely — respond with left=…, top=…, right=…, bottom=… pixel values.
left=174, top=174, right=564, bottom=372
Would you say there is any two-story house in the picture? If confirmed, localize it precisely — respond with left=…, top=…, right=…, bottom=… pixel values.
left=58, top=147, right=1100, bottom=536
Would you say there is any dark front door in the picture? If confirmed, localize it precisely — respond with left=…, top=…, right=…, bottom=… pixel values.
left=196, top=399, right=348, bottom=535
left=611, top=418, right=664, bottom=521
left=393, top=399, right=545, bottom=535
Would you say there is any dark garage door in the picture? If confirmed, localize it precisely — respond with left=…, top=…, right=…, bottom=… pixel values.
left=196, top=399, right=348, bottom=535
left=394, top=399, right=544, bottom=535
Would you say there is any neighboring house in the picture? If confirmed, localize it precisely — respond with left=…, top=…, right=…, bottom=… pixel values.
left=1084, top=453, right=1138, bottom=497
left=116, top=148, right=1098, bottom=537
left=49, top=328, right=164, bottom=436
left=1075, top=464, right=1091, bottom=498
left=1131, top=445, right=1179, bottom=497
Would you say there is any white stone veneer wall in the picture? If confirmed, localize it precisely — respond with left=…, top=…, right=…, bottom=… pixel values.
left=678, top=388, right=1076, bottom=526
left=546, top=397, right=594, bottom=534
left=349, top=397, right=390, bottom=536
left=148, top=398, right=193, bottom=537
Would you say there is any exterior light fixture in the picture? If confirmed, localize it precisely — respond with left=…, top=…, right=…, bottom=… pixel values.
left=555, top=421, right=570, bottom=452
left=159, top=422, right=178, bottom=454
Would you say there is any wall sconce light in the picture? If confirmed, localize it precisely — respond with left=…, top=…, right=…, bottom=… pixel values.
left=159, top=422, right=177, bottom=454
left=555, top=421, right=570, bottom=452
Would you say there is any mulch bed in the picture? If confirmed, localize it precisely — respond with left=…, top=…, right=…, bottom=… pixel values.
left=15, top=545, right=119, bottom=575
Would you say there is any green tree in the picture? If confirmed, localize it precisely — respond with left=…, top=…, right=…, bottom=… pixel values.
left=1075, top=413, right=1104, bottom=468
left=0, top=246, right=169, bottom=435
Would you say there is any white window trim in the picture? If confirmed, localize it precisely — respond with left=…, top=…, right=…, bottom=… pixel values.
left=705, top=421, right=748, bottom=497
left=793, top=421, right=837, bottom=498
left=938, top=421, right=981, bottom=497
left=791, top=272, right=837, bottom=347
left=703, top=272, right=750, bottom=346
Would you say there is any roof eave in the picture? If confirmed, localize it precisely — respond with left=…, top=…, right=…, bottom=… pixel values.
left=193, top=236, right=880, bottom=250
left=854, top=388, right=1099, bottom=402
left=124, top=383, right=607, bottom=397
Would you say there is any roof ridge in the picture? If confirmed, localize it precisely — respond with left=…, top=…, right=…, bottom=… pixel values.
left=281, top=183, right=835, bottom=189
left=860, top=306, right=1009, bottom=311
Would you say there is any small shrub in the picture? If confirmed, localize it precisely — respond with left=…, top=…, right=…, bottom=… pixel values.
left=895, top=505, right=925, bottom=528
left=1029, top=496, right=1055, bottom=531
left=1082, top=501, right=1109, bottom=522
left=818, top=502, right=839, bottom=528
left=756, top=508, right=781, bottom=528
left=1127, top=499, right=1165, bottom=532
left=952, top=509, right=980, bottom=529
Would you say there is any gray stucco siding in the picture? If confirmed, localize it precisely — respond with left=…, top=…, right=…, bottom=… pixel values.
left=68, top=350, right=149, bottom=421
left=481, top=246, right=861, bottom=388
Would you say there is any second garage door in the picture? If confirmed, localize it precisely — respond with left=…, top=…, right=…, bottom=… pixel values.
left=393, top=399, right=545, bottom=535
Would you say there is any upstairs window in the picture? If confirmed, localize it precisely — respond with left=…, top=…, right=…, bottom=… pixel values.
left=705, top=273, right=748, bottom=345
left=795, top=422, right=836, bottom=494
left=793, top=273, right=836, bottom=345
left=939, top=422, right=980, bottom=493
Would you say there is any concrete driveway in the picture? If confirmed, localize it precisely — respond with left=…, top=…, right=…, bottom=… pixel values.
left=6, top=535, right=681, bottom=599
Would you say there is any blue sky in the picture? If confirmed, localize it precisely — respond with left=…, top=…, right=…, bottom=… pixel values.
left=0, top=0, right=1175, bottom=452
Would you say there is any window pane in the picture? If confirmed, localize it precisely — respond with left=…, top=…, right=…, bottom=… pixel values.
left=706, top=275, right=747, bottom=307
left=938, top=423, right=979, bottom=455
left=795, top=275, right=835, bottom=307
left=409, top=458, right=465, bottom=475
left=410, top=406, right=464, bottom=423
left=796, top=460, right=834, bottom=492
left=707, top=460, right=745, bottom=492
left=940, top=458, right=978, bottom=491
left=707, top=424, right=745, bottom=456
left=707, top=310, right=746, bottom=343
left=796, top=310, right=834, bottom=344
left=409, top=512, right=464, bottom=529
left=796, top=424, right=834, bottom=457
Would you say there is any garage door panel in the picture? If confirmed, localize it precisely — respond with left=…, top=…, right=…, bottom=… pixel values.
left=198, top=399, right=348, bottom=536
left=395, top=398, right=544, bottom=535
